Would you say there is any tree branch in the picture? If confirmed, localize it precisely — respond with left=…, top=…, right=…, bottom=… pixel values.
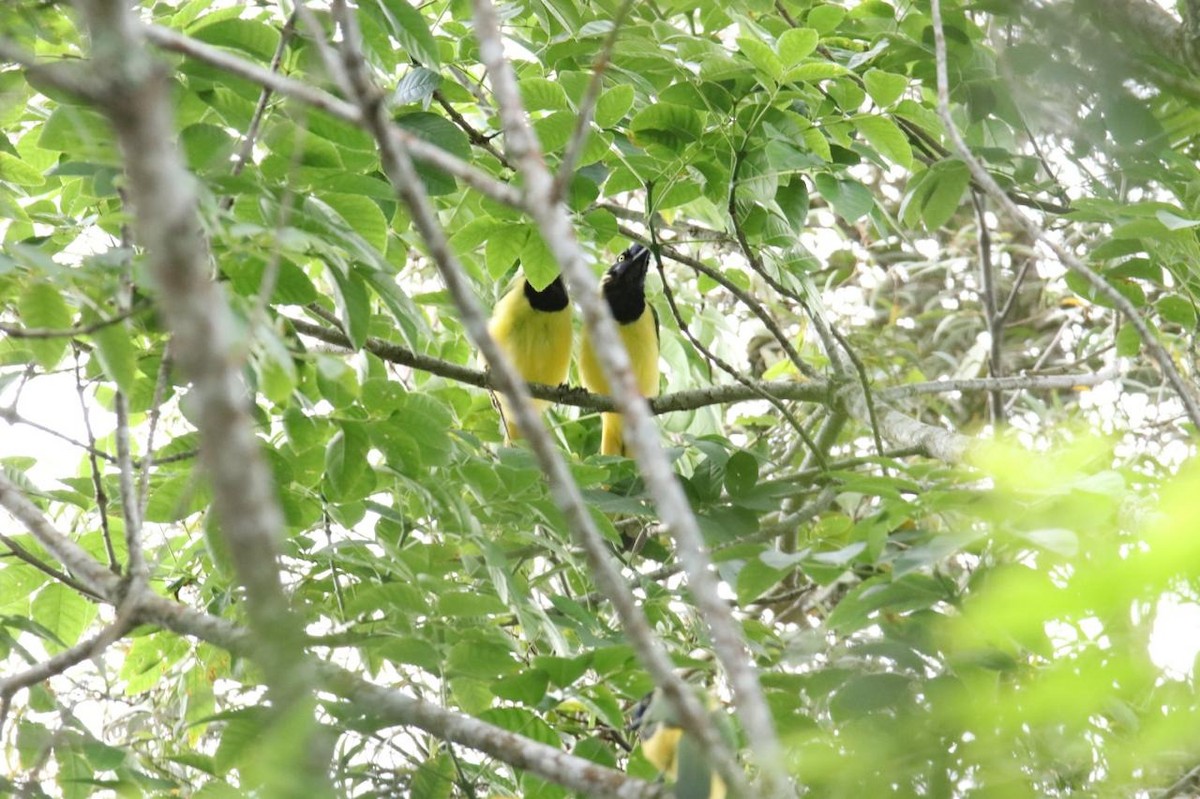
left=468, top=1, right=781, bottom=794
left=74, top=0, right=318, bottom=756
left=930, top=0, right=1200, bottom=432
left=141, top=23, right=523, bottom=210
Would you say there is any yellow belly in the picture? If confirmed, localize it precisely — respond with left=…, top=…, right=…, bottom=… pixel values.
left=487, top=286, right=572, bottom=439
left=579, top=310, right=659, bottom=455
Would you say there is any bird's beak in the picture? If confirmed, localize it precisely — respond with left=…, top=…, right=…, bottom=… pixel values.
left=611, top=244, right=651, bottom=280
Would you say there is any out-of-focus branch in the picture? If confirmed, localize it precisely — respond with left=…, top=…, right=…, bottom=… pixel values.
left=141, top=24, right=523, bottom=209
left=73, top=0, right=319, bottom=760
left=320, top=5, right=707, bottom=793
left=0, top=473, right=662, bottom=798
left=0, top=471, right=120, bottom=600
left=468, top=1, right=781, bottom=795
left=1076, top=0, right=1199, bottom=71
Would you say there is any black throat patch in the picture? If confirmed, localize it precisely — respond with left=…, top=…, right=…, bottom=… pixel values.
left=602, top=246, right=650, bottom=324
left=523, top=276, right=569, bottom=312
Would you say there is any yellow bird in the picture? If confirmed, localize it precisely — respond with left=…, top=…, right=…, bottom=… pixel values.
left=486, top=274, right=572, bottom=440
left=631, top=689, right=729, bottom=799
left=579, top=244, right=660, bottom=456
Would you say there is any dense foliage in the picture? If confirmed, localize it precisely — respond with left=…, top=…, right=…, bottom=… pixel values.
left=1, top=0, right=1198, bottom=797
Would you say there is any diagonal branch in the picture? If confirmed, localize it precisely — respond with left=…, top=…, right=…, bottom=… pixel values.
left=468, top=0, right=784, bottom=795
left=72, top=0, right=320, bottom=768
left=140, top=23, right=523, bottom=210
left=319, top=5, right=712, bottom=794
left=550, top=0, right=635, bottom=201
left=0, top=467, right=663, bottom=799
left=930, top=0, right=1200, bottom=432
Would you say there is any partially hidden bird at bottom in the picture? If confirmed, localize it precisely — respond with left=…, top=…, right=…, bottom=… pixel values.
left=631, top=688, right=730, bottom=799
left=486, top=274, right=572, bottom=440
left=579, top=244, right=659, bottom=456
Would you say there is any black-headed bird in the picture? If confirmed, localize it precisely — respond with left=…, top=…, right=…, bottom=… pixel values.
left=486, top=274, right=572, bottom=440
left=579, top=244, right=659, bottom=456
left=630, top=689, right=730, bottom=799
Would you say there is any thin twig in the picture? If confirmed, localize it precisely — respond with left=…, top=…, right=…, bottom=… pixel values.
left=136, top=347, right=173, bottom=523
left=620, top=224, right=821, bottom=381
left=972, top=190, right=1005, bottom=424
left=434, top=90, right=509, bottom=165
left=324, top=4, right=704, bottom=795
left=650, top=216, right=826, bottom=469
left=468, top=0, right=782, bottom=794
left=550, top=0, right=635, bottom=201
left=0, top=534, right=104, bottom=602
left=73, top=351, right=119, bottom=573
left=225, top=11, right=297, bottom=187
left=0, top=303, right=149, bottom=339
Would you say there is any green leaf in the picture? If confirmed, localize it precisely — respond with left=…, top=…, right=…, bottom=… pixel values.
left=19, top=282, right=72, bottom=369
left=318, top=193, right=389, bottom=254
left=829, top=673, right=913, bottom=719
left=533, top=110, right=576, bottom=153
left=90, top=317, right=137, bottom=396
left=778, top=28, right=819, bottom=66
left=1157, top=295, right=1197, bottom=328
left=807, top=5, right=847, bottom=32
left=595, top=85, right=634, bottom=128
left=31, top=584, right=96, bottom=653
left=38, top=105, right=116, bottom=162
left=814, top=174, right=874, bottom=222
left=375, top=0, right=441, bottom=68
left=630, top=103, right=704, bottom=150
left=447, top=638, right=517, bottom=678
left=921, top=159, right=970, bottom=231
left=738, top=36, right=783, bottom=82
left=1115, top=323, right=1141, bottom=357
left=316, top=355, right=361, bottom=408
left=392, top=67, right=442, bottom=106
left=486, top=226, right=531, bottom=280
left=520, top=77, right=570, bottom=111
left=324, top=421, right=373, bottom=501
left=491, top=668, right=550, bottom=705
left=180, top=123, right=236, bottom=172
left=0, top=151, right=45, bottom=186
left=329, top=267, right=371, bottom=349
left=191, top=18, right=282, bottom=61
left=787, top=62, right=850, bottom=82
left=394, top=112, right=472, bottom=196
left=854, top=115, right=912, bottom=168
left=864, top=69, right=907, bottom=107
left=411, top=753, right=455, bottom=799
left=724, top=450, right=759, bottom=496
left=736, top=556, right=789, bottom=604
left=213, top=711, right=266, bottom=775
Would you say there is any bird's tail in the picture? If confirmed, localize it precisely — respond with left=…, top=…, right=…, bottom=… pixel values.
left=600, top=411, right=624, bottom=456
